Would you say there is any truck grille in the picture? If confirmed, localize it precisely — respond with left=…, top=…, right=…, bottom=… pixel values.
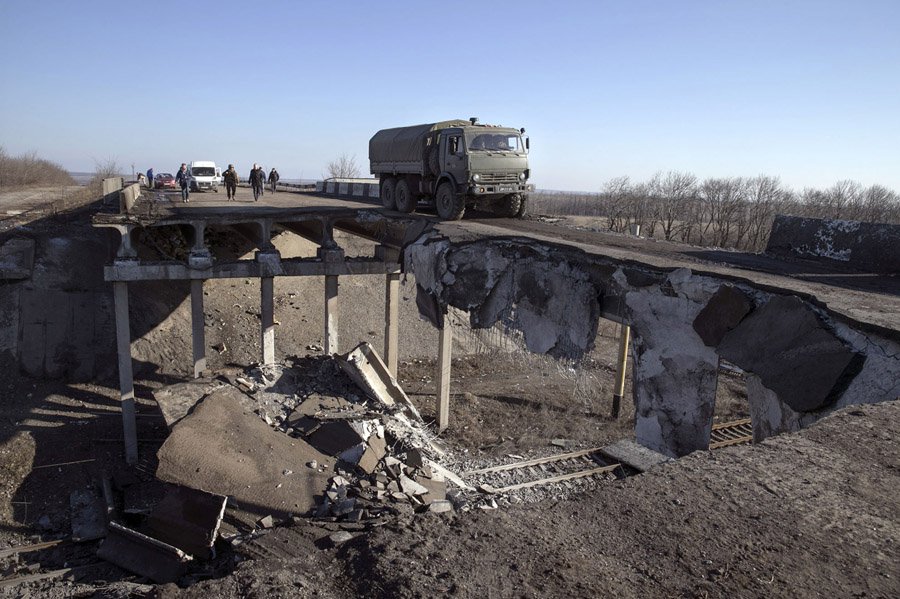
left=478, top=173, right=519, bottom=184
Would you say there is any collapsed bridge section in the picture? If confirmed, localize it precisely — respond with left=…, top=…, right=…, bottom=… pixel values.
left=405, top=220, right=900, bottom=458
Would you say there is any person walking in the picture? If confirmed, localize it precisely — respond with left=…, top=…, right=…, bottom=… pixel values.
left=249, top=164, right=264, bottom=201
left=223, top=164, right=239, bottom=201
left=147, top=167, right=154, bottom=189
left=175, top=163, right=190, bottom=203
left=268, top=168, right=279, bottom=194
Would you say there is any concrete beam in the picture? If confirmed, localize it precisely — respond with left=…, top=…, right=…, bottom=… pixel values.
left=104, top=258, right=398, bottom=281
left=113, top=281, right=138, bottom=465
left=190, top=279, right=206, bottom=378
left=436, top=320, right=452, bottom=431
left=261, top=276, right=275, bottom=365
left=324, top=275, right=339, bottom=355
left=384, top=272, right=400, bottom=377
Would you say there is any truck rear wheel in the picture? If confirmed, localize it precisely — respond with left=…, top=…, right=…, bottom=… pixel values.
left=495, top=194, right=523, bottom=217
left=395, top=180, right=416, bottom=213
left=435, top=182, right=465, bottom=220
left=381, top=178, right=397, bottom=210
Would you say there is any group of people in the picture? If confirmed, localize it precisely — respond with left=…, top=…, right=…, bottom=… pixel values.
left=143, top=163, right=280, bottom=203
left=247, top=164, right=279, bottom=201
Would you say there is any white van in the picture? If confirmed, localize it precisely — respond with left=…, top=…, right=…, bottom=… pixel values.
left=188, top=161, right=219, bottom=192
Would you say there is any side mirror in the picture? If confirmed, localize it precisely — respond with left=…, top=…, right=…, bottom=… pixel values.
left=525, top=137, right=530, bottom=151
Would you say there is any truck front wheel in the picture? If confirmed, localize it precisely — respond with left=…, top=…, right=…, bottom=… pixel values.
left=495, top=194, right=523, bottom=217
left=395, top=180, right=416, bottom=213
left=381, top=178, right=397, bottom=210
left=435, top=182, right=465, bottom=220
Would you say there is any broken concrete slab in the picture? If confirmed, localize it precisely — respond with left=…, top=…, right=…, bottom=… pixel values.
left=692, top=284, right=752, bottom=347
left=338, top=342, right=423, bottom=422
left=152, top=379, right=226, bottom=428
left=601, top=439, right=672, bottom=473
left=306, top=421, right=365, bottom=457
left=718, top=295, right=860, bottom=412
left=97, top=522, right=192, bottom=584
left=156, top=386, right=335, bottom=522
left=144, top=485, right=227, bottom=560
left=69, top=488, right=106, bottom=542
left=766, top=214, right=900, bottom=273
left=428, top=500, right=453, bottom=513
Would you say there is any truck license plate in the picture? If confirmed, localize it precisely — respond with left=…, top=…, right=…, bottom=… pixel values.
left=499, top=186, right=513, bottom=192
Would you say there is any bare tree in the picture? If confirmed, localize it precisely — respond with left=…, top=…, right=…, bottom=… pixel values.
left=325, top=153, right=360, bottom=179
left=652, top=170, right=697, bottom=241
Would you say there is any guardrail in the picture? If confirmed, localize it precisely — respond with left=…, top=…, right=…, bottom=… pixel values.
left=316, top=178, right=380, bottom=200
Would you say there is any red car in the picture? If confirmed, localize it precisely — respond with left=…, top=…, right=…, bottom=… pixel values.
left=154, top=173, right=176, bottom=189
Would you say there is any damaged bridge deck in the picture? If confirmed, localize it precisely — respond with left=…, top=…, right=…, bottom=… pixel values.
left=94, top=192, right=900, bottom=461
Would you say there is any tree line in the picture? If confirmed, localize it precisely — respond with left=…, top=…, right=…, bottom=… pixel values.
left=0, top=146, right=75, bottom=189
left=529, top=173, right=900, bottom=252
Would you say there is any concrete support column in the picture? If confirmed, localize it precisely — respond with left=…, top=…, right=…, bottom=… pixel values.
left=384, top=272, right=400, bottom=377
left=190, top=279, right=206, bottom=378
left=627, top=292, right=719, bottom=457
left=260, top=276, right=275, bottom=365
left=436, top=319, right=452, bottom=431
left=113, top=281, right=138, bottom=465
left=611, top=323, right=630, bottom=418
left=324, top=275, right=339, bottom=355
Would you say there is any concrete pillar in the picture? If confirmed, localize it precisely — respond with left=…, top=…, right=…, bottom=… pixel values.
left=113, top=281, right=138, bottom=465
left=611, top=323, right=630, bottom=418
left=627, top=292, right=719, bottom=457
left=384, top=272, right=400, bottom=377
left=436, top=319, right=452, bottom=431
left=261, top=277, right=275, bottom=365
left=190, top=279, right=206, bottom=378
left=324, top=275, right=339, bottom=354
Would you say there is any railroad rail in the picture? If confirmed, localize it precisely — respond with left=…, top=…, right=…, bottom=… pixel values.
left=464, top=447, right=625, bottom=494
left=709, top=418, right=753, bottom=449
left=467, top=419, right=754, bottom=494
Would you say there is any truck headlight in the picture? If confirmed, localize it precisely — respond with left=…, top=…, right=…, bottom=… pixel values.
left=519, top=172, right=526, bottom=181
left=472, top=174, right=481, bottom=182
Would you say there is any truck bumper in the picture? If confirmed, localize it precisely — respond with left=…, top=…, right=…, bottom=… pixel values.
left=469, top=183, right=534, bottom=196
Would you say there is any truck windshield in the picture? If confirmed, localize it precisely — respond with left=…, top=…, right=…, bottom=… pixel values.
left=192, top=167, right=215, bottom=176
left=468, top=133, right=522, bottom=152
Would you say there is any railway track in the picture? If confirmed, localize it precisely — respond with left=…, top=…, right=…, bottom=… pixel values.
left=464, top=447, right=626, bottom=494
left=466, top=418, right=754, bottom=494
left=709, top=418, right=753, bottom=449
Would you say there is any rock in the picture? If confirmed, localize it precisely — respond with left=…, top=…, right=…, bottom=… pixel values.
left=428, top=500, right=453, bottom=513
left=258, top=515, right=275, bottom=529
left=308, top=460, right=318, bottom=469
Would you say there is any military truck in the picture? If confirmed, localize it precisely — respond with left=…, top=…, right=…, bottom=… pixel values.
left=369, top=118, right=533, bottom=220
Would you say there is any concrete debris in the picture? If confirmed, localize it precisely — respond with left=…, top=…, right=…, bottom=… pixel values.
left=156, top=386, right=335, bottom=523
left=69, top=488, right=107, bottom=542
left=328, top=531, right=355, bottom=545
left=601, top=439, right=672, bottom=473
left=692, top=284, right=752, bottom=347
left=153, top=380, right=230, bottom=428
left=338, top=342, right=423, bottom=422
left=144, top=485, right=227, bottom=560
left=97, top=522, right=192, bottom=584
left=718, top=295, right=860, bottom=412
left=257, top=515, right=275, bottom=529
left=428, top=500, right=453, bottom=513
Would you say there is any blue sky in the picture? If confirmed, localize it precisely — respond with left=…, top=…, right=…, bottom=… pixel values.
left=1, top=0, right=898, bottom=192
